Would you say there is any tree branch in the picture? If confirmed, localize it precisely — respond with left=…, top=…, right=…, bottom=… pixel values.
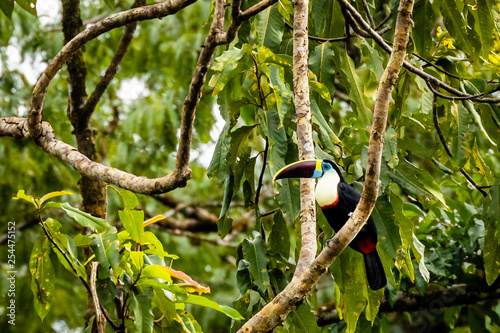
left=90, top=262, right=106, bottom=332
left=292, top=0, right=317, bottom=280
left=238, top=0, right=414, bottom=330
left=316, top=280, right=500, bottom=326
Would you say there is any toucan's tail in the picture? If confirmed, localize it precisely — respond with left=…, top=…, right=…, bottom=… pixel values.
left=363, top=251, right=387, bottom=290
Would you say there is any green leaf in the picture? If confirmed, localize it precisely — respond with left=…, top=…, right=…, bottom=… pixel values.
left=29, top=236, right=55, bottom=320
left=207, top=121, right=232, bottom=183
left=331, top=249, right=366, bottom=333
left=359, top=39, right=385, bottom=82
left=383, top=127, right=399, bottom=169
left=218, top=169, right=234, bottom=239
left=130, top=293, right=154, bottom=333
left=14, top=0, right=36, bottom=16
left=256, top=6, right=284, bottom=52
left=483, top=181, right=500, bottom=285
left=39, top=190, right=73, bottom=210
left=117, top=188, right=140, bottom=209
left=413, top=0, right=435, bottom=56
left=45, top=218, right=87, bottom=279
left=332, top=43, right=372, bottom=128
left=241, top=235, right=270, bottom=294
left=268, top=210, right=290, bottom=259
left=61, top=202, right=110, bottom=233
left=309, top=42, right=336, bottom=96
left=209, top=45, right=251, bottom=95
left=372, top=195, right=401, bottom=258
left=141, top=264, right=173, bottom=284
left=268, top=65, right=294, bottom=125
left=476, top=0, right=496, bottom=58
left=118, top=208, right=145, bottom=243
left=104, top=0, right=115, bottom=9
left=291, top=303, right=321, bottom=333
left=0, top=0, right=14, bottom=19
left=184, top=294, right=244, bottom=320
left=444, top=306, right=462, bottom=329
left=12, top=189, right=37, bottom=208
left=129, top=251, right=145, bottom=271
left=441, top=0, right=475, bottom=58
left=91, top=228, right=119, bottom=279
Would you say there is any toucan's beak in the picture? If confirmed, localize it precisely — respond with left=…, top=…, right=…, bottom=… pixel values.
left=273, top=159, right=323, bottom=183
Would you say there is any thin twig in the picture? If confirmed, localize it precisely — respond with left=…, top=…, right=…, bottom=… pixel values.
left=432, top=94, right=453, bottom=158
left=255, top=137, right=270, bottom=206
left=90, top=262, right=106, bottom=332
left=427, top=80, right=485, bottom=101
left=361, top=0, right=376, bottom=28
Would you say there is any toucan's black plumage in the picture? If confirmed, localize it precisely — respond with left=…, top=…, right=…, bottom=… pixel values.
left=274, top=159, right=387, bottom=290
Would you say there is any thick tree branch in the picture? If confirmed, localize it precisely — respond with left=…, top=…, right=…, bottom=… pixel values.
left=316, top=280, right=500, bottom=326
left=238, top=0, right=414, bottom=331
left=292, top=0, right=317, bottom=280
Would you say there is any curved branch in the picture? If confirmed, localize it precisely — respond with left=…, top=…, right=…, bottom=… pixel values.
left=2, top=117, right=190, bottom=193
left=238, top=0, right=414, bottom=330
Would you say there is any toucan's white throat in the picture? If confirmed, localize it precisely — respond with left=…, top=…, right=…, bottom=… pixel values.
left=315, top=170, right=340, bottom=207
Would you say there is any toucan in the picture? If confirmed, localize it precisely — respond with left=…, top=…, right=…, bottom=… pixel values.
left=274, top=159, right=387, bottom=290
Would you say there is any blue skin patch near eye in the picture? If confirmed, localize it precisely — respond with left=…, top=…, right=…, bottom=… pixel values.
left=322, top=162, right=332, bottom=171
left=312, top=169, right=323, bottom=178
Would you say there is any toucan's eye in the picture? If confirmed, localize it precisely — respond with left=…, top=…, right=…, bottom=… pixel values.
left=323, top=163, right=331, bottom=170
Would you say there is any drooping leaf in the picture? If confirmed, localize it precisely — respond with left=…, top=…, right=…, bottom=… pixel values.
left=241, top=235, right=270, bottom=294
left=61, top=202, right=110, bottom=233
left=218, top=169, right=234, bottom=239
left=291, top=302, right=321, bottom=333
left=130, top=293, right=154, bottom=333
left=209, top=45, right=251, bottom=96
left=476, top=0, right=496, bottom=58
left=441, top=0, right=475, bottom=59
left=38, top=190, right=73, bottom=210
left=331, top=248, right=367, bottom=333
left=309, top=42, right=336, bottom=95
left=0, top=0, right=14, bottom=19
left=29, top=236, right=55, bottom=320
left=269, top=210, right=290, bottom=259
left=184, top=294, right=244, bottom=320
left=413, top=0, right=435, bottom=56
left=332, top=43, right=372, bottom=128
left=119, top=207, right=145, bottom=242
left=256, top=6, right=284, bottom=52
left=483, top=182, right=500, bottom=285
left=90, top=229, right=119, bottom=279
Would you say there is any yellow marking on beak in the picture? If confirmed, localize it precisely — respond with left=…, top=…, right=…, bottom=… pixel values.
left=272, top=159, right=321, bottom=184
